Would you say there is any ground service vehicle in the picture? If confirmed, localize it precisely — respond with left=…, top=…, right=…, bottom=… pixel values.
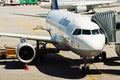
left=0, top=0, right=39, bottom=6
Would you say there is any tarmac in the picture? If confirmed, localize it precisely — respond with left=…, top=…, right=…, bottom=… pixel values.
left=0, top=4, right=119, bottom=80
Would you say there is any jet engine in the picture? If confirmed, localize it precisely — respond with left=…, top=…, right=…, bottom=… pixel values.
left=115, top=43, right=120, bottom=57
left=67, top=6, right=88, bottom=13
left=16, top=43, right=36, bottom=63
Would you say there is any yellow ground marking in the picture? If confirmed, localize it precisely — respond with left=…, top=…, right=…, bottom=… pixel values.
left=92, top=64, right=106, bottom=77
left=87, top=75, right=96, bottom=80
left=19, top=18, right=39, bottom=35
left=31, top=17, right=39, bottom=21
left=19, top=18, right=54, bottom=48
left=3, top=18, right=9, bottom=22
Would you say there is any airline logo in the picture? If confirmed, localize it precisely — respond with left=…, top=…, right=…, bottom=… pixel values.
left=59, top=18, right=70, bottom=26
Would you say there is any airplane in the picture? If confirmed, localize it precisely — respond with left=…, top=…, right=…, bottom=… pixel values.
left=0, top=0, right=119, bottom=72
left=40, top=0, right=119, bottom=13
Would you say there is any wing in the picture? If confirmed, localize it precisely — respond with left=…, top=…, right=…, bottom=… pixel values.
left=0, top=32, right=56, bottom=43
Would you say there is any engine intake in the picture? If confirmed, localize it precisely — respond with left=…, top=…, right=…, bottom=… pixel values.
left=16, top=43, right=36, bottom=63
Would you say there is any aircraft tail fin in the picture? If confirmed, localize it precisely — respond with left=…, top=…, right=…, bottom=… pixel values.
left=51, top=0, right=59, bottom=10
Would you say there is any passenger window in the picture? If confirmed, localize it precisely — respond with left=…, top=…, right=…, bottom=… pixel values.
left=73, top=29, right=81, bottom=35
left=82, top=30, right=91, bottom=35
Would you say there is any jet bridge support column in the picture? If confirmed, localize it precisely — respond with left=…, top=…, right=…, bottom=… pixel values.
left=115, top=14, right=120, bottom=57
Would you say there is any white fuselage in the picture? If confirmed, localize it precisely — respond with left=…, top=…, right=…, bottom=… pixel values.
left=40, top=0, right=117, bottom=9
left=46, top=10, right=105, bottom=57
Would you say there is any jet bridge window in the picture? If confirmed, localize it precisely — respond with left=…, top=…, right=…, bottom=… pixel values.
left=73, top=29, right=81, bottom=35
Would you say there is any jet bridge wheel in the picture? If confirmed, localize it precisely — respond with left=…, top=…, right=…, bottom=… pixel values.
left=94, top=55, right=100, bottom=61
left=100, top=51, right=107, bottom=62
left=94, top=51, right=107, bottom=62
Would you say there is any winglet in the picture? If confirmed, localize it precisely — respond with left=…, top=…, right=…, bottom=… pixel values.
left=51, top=0, right=59, bottom=10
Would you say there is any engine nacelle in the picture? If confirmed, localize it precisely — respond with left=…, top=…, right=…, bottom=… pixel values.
left=16, top=43, right=36, bottom=63
left=67, top=6, right=88, bottom=13
left=115, top=43, right=120, bottom=57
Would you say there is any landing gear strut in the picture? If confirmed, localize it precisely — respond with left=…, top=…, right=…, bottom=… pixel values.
left=31, top=41, right=59, bottom=64
left=81, top=57, right=90, bottom=73
left=31, top=41, right=47, bottom=64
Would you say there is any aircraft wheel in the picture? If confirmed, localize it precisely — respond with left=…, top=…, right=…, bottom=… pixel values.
left=101, top=51, right=107, bottom=62
left=81, top=66, right=89, bottom=73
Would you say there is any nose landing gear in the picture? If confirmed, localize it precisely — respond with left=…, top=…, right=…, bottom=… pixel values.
left=81, top=51, right=107, bottom=73
left=81, top=57, right=90, bottom=73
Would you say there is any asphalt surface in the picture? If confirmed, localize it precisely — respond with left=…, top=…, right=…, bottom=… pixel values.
left=0, top=5, right=119, bottom=80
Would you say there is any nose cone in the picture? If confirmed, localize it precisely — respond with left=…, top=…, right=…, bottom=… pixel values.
left=73, top=34, right=105, bottom=58
left=87, top=35, right=105, bottom=50
left=79, top=34, right=105, bottom=57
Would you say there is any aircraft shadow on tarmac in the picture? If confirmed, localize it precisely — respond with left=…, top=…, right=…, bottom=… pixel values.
left=35, top=53, right=120, bottom=79
left=0, top=58, right=25, bottom=69
left=35, top=53, right=87, bottom=79
left=104, top=57, right=120, bottom=66
left=0, top=53, right=120, bottom=79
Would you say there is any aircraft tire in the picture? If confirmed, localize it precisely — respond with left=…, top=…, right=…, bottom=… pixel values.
left=81, top=66, right=89, bottom=73
left=101, top=51, right=107, bottom=62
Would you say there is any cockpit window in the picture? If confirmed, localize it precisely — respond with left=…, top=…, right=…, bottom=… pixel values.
left=92, top=29, right=99, bottom=35
left=73, top=29, right=81, bottom=35
left=73, top=28, right=103, bottom=36
left=82, top=30, right=91, bottom=35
